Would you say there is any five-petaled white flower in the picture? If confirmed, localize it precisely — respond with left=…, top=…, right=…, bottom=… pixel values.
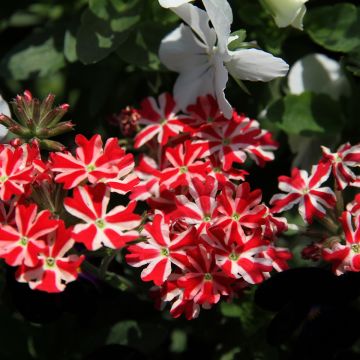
left=159, top=0, right=289, bottom=118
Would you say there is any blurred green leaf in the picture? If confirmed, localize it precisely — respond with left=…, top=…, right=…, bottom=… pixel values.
left=107, top=320, right=141, bottom=346
left=0, top=28, right=65, bottom=80
left=305, top=3, right=360, bottom=53
left=64, top=29, right=77, bottom=63
left=117, top=21, right=172, bottom=69
left=170, top=329, right=187, bottom=353
left=266, top=92, right=344, bottom=136
left=107, top=320, right=167, bottom=354
left=76, top=0, right=140, bottom=64
left=221, top=302, right=243, bottom=318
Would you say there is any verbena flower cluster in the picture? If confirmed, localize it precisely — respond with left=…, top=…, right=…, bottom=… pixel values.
left=0, top=0, right=358, bottom=322
left=1, top=87, right=359, bottom=320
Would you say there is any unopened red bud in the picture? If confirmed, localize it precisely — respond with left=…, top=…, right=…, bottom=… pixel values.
left=10, top=138, right=23, bottom=147
left=60, top=104, right=70, bottom=111
left=23, top=90, right=33, bottom=102
left=0, top=114, right=12, bottom=127
left=301, top=242, right=322, bottom=261
left=111, top=106, right=141, bottom=137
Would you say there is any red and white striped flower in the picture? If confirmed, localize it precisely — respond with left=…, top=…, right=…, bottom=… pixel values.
left=196, top=113, right=277, bottom=171
left=126, top=212, right=196, bottom=286
left=64, top=184, right=141, bottom=250
left=134, top=93, right=185, bottom=148
left=51, top=134, right=128, bottom=189
left=102, top=152, right=139, bottom=195
left=322, top=211, right=360, bottom=275
left=203, top=227, right=272, bottom=284
left=174, top=176, right=219, bottom=234
left=207, top=155, right=248, bottom=188
left=130, top=155, right=162, bottom=201
left=347, top=194, right=360, bottom=223
left=214, top=182, right=267, bottom=244
left=183, top=95, right=227, bottom=130
left=16, top=221, right=84, bottom=293
left=321, top=143, right=360, bottom=190
left=270, top=163, right=336, bottom=223
left=160, top=140, right=208, bottom=190
left=0, top=146, right=34, bottom=201
left=261, top=243, right=292, bottom=273
left=177, top=244, right=231, bottom=306
left=0, top=204, right=59, bottom=266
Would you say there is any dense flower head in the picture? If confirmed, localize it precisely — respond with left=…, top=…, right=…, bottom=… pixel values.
left=0, top=89, right=293, bottom=316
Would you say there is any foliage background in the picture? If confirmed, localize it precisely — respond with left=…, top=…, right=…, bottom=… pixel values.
left=0, top=0, right=360, bottom=359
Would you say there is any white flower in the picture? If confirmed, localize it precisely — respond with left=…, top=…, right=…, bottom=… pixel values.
left=158, top=0, right=192, bottom=8
left=288, top=53, right=350, bottom=100
left=261, top=0, right=308, bottom=30
left=159, top=1, right=289, bottom=118
left=0, top=94, right=10, bottom=141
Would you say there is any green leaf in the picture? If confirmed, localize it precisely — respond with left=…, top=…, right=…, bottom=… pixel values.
left=76, top=8, right=135, bottom=64
left=89, top=0, right=109, bottom=20
left=228, top=29, right=247, bottom=51
left=110, top=14, right=140, bottom=32
left=64, top=29, right=77, bottom=63
left=266, top=92, right=344, bottom=136
left=305, top=3, right=360, bottom=53
left=107, top=321, right=167, bottom=354
left=170, top=329, right=187, bottom=353
left=76, top=0, right=141, bottom=64
left=0, top=28, right=65, bottom=80
left=116, top=21, right=173, bottom=70
left=220, top=302, right=243, bottom=318
left=107, top=320, right=141, bottom=346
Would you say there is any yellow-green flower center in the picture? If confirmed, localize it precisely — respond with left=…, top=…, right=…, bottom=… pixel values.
left=203, top=214, right=211, bottom=222
left=20, top=236, right=28, bottom=246
left=232, top=213, right=240, bottom=221
left=95, top=218, right=106, bottom=229
left=204, top=273, right=213, bottom=281
left=46, top=257, right=56, bottom=267
left=229, top=252, right=239, bottom=261
left=87, top=164, right=96, bottom=172
left=160, top=248, right=169, bottom=257
left=352, top=244, right=360, bottom=253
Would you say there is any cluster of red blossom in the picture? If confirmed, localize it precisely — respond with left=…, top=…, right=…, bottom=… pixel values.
left=119, top=93, right=292, bottom=319
left=1, top=90, right=359, bottom=320
left=269, top=142, right=360, bottom=276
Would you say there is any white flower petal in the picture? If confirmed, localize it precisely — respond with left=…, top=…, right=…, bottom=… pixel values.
left=213, top=53, right=232, bottom=118
left=0, top=94, right=10, bottom=140
left=203, top=0, right=232, bottom=57
left=226, top=48, right=289, bottom=82
left=173, top=62, right=216, bottom=112
left=171, top=3, right=216, bottom=47
left=159, top=0, right=192, bottom=8
left=159, top=24, right=209, bottom=72
left=288, top=53, right=350, bottom=100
